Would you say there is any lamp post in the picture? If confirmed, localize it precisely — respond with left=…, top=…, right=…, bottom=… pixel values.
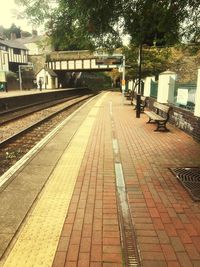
left=136, top=43, right=143, bottom=118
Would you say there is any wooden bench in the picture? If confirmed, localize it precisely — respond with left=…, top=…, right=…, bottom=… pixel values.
left=144, top=102, right=171, bottom=131
left=132, top=92, right=147, bottom=112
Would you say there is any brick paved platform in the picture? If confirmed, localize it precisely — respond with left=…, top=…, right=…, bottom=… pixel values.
left=1, top=91, right=200, bottom=267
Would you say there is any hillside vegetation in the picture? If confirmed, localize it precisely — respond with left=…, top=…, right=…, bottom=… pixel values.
left=168, top=46, right=200, bottom=82
left=123, top=44, right=200, bottom=83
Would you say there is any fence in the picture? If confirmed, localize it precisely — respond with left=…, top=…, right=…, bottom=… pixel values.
left=150, top=80, right=158, bottom=98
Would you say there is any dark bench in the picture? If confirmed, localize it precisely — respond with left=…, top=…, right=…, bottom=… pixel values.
left=125, top=89, right=132, bottom=100
left=144, top=102, right=171, bottom=131
left=131, top=92, right=147, bottom=112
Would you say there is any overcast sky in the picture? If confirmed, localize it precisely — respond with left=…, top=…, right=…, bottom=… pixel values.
left=0, top=0, right=33, bottom=31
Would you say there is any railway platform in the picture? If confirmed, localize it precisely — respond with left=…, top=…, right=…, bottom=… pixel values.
left=0, top=88, right=81, bottom=97
left=0, top=91, right=200, bottom=267
left=0, top=89, right=60, bottom=98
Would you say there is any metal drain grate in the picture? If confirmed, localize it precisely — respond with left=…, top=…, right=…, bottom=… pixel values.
left=170, top=167, right=200, bottom=201
left=115, top=164, right=141, bottom=266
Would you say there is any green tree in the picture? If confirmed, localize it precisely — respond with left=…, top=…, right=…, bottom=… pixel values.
left=15, top=0, right=200, bottom=89
left=184, top=5, right=200, bottom=43
left=4, top=24, right=21, bottom=39
left=20, top=31, right=32, bottom=38
left=15, top=0, right=54, bottom=25
left=0, top=24, right=31, bottom=39
left=123, top=45, right=171, bottom=79
left=15, top=0, right=123, bottom=50
left=16, top=0, right=200, bottom=48
left=124, top=1, right=185, bottom=46
left=46, top=2, right=95, bottom=51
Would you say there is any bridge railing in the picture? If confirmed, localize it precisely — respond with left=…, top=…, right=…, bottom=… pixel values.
left=46, top=51, right=95, bottom=61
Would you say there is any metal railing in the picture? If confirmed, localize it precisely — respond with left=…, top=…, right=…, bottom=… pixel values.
left=150, top=80, right=158, bottom=98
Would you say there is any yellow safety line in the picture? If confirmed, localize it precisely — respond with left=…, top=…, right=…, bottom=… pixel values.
left=3, top=93, right=107, bottom=267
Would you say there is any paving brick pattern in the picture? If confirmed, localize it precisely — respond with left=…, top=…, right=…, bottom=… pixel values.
left=113, top=94, right=200, bottom=267
left=53, top=93, right=122, bottom=267
left=53, top=92, right=200, bottom=267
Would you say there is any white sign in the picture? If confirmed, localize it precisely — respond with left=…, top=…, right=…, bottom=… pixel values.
left=177, top=88, right=188, bottom=105
left=118, top=66, right=123, bottom=73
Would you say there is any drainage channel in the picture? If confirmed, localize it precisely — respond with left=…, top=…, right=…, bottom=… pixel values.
left=115, top=163, right=140, bottom=267
left=110, top=101, right=141, bottom=267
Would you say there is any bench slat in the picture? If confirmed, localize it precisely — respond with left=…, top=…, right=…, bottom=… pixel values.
left=153, top=102, right=170, bottom=113
left=144, top=111, right=165, bottom=121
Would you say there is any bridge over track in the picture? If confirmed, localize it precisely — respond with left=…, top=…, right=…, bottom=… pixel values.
left=45, top=50, right=123, bottom=72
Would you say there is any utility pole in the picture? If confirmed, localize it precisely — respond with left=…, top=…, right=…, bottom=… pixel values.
left=136, top=43, right=143, bottom=118
left=18, top=65, right=22, bottom=91
left=138, top=43, right=142, bottom=95
left=44, top=64, right=47, bottom=89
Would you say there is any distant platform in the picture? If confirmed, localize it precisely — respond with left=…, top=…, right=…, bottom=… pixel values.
left=0, top=87, right=93, bottom=112
left=0, top=88, right=78, bottom=99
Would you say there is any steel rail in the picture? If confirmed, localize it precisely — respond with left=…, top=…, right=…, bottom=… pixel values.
left=0, top=94, right=93, bottom=148
left=0, top=94, right=85, bottom=125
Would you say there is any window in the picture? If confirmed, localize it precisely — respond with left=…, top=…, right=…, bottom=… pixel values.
left=172, top=83, right=196, bottom=112
left=0, top=45, right=7, bottom=51
left=13, top=48, right=21, bottom=55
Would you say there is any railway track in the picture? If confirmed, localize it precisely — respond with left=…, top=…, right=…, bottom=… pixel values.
left=0, top=94, right=84, bottom=125
left=0, top=93, right=94, bottom=178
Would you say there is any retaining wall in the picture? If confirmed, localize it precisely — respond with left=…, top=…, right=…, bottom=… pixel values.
left=147, top=97, right=200, bottom=142
left=0, top=88, right=93, bottom=112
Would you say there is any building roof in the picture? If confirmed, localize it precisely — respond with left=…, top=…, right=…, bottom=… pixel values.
left=0, top=39, right=27, bottom=50
left=47, top=69, right=57, bottom=77
left=36, top=68, right=57, bottom=77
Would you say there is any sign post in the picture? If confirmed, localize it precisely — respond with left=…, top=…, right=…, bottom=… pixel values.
left=18, top=65, right=23, bottom=91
